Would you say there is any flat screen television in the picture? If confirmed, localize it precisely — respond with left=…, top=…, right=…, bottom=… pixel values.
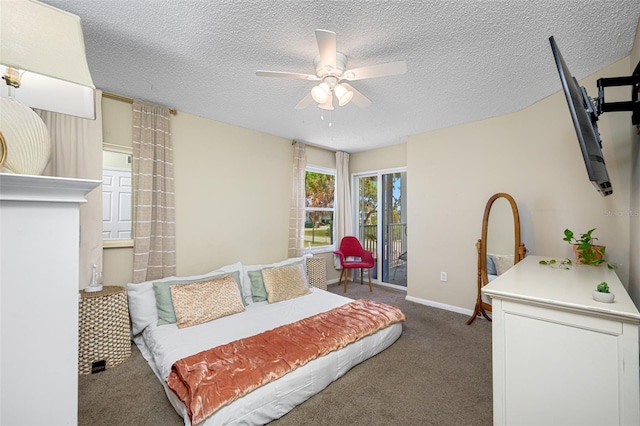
left=549, top=36, right=613, bottom=197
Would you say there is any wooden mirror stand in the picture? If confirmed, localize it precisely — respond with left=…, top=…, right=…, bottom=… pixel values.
left=466, top=193, right=526, bottom=325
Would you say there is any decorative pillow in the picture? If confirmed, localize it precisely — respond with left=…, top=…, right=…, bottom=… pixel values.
left=170, top=275, right=245, bottom=329
left=486, top=255, right=497, bottom=276
left=241, top=255, right=311, bottom=304
left=491, top=254, right=515, bottom=276
left=248, top=270, right=268, bottom=302
left=154, top=270, right=243, bottom=326
left=127, top=280, right=159, bottom=336
left=262, top=264, right=310, bottom=304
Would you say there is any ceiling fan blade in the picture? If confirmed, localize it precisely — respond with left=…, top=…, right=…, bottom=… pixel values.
left=256, top=70, right=318, bottom=80
left=315, top=29, right=337, bottom=72
left=294, top=93, right=314, bottom=110
left=341, top=60, right=407, bottom=81
left=341, top=83, right=372, bottom=108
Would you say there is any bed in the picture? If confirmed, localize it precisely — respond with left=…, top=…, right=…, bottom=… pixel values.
left=127, top=257, right=405, bottom=426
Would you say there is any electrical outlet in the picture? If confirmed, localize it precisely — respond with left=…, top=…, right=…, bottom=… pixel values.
left=440, top=272, right=447, bottom=282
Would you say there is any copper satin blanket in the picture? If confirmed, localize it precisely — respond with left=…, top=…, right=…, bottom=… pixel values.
left=166, top=299, right=406, bottom=425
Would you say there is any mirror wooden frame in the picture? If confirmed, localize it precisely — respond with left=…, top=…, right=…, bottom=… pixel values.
left=466, top=193, right=526, bottom=325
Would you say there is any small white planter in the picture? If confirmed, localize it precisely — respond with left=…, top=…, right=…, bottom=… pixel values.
left=592, top=291, right=615, bottom=303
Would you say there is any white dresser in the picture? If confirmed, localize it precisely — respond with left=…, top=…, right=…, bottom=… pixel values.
left=483, top=255, right=640, bottom=426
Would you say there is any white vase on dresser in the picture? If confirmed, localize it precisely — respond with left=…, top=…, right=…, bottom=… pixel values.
left=483, top=255, right=640, bottom=426
left=0, top=173, right=100, bottom=425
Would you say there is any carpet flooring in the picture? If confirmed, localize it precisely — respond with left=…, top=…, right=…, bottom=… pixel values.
left=78, top=282, right=492, bottom=425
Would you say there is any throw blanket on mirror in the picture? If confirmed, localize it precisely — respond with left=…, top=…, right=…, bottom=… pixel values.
left=166, top=299, right=406, bottom=425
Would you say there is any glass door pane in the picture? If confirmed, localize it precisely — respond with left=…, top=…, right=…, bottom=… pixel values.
left=355, top=171, right=407, bottom=287
left=382, top=172, right=407, bottom=286
left=358, top=175, right=377, bottom=279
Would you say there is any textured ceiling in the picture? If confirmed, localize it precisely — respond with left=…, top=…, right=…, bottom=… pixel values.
left=41, top=0, right=640, bottom=152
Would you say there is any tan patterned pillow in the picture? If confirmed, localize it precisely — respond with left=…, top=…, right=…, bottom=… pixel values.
left=170, top=274, right=245, bottom=329
left=262, top=264, right=310, bottom=304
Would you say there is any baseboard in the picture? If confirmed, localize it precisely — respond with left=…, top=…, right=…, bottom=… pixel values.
left=405, top=295, right=474, bottom=317
left=326, top=280, right=474, bottom=318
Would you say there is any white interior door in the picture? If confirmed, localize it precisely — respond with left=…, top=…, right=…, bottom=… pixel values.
left=102, top=167, right=132, bottom=239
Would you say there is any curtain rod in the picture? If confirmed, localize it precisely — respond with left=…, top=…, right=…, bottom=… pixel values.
left=292, top=140, right=337, bottom=153
left=102, top=91, right=177, bottom=115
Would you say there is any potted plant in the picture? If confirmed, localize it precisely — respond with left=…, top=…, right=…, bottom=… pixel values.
left=563, top=228, right=607, bottom=266
left=592, top=281, right=615, bottom=303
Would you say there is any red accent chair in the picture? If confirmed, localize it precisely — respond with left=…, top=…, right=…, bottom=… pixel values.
left=333, top=236, right=374, bottom=293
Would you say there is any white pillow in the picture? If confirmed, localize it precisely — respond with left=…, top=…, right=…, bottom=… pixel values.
left=241, top=255, right=311, bottom=305
left=126, top=261, right=242, bottom=335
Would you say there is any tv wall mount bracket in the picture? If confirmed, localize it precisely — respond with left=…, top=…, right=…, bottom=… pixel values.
left=596, top=60, right=640, bottom=128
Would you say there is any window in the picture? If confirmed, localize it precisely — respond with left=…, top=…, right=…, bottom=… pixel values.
left=305, top=167, right=335, bottom=251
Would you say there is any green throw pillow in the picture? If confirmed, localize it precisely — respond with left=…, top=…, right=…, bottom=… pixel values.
left=153, top=270, right=243, bottom=326
left=248, top=270, right=268, bottom=302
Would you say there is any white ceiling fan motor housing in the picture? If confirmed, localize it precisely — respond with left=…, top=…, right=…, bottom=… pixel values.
left=314, top=52, right=348, bottom=78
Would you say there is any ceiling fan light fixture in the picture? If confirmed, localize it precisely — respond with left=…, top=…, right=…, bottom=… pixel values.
left=311, top=82, right=330, bottom=103
left=334, top=83, right=353, bottom=106
left=318, top=93, right=334, bottom=110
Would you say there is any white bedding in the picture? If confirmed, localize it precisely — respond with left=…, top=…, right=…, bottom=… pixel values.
left=134, top=287, right=403, bottom=425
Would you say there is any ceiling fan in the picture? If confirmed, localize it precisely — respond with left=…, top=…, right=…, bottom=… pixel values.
left=256, top=29, right=407, bottom=111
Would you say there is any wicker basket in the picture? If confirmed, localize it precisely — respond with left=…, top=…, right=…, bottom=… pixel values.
left=306, top=257, right=327, bottom=290
left=78, top=286, right=131, bottom=374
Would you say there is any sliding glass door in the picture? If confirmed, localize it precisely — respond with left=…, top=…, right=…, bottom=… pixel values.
left=355, top=168, right=407, bottom=288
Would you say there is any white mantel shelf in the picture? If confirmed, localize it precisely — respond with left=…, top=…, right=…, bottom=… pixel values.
left=0, top=172, right=101, bottom=203
left=483, top=255, right=640, bottom=323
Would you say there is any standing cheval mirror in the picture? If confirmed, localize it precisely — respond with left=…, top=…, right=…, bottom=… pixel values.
left=466, top=193, right=526, bottom=325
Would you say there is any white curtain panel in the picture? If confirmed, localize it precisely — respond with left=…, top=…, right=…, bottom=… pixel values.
left=36, top=89, right=103, bottom=289
left=132, top=100, right=176, bottom=283
left=288, top=142, right=306, bottom=258
left=334, top=151, right=353, bottom=269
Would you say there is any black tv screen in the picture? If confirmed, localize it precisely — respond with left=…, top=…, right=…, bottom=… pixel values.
left=549, top=36, right=612, bottom=197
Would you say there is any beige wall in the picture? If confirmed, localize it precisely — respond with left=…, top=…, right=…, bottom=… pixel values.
left=102, top=97, right=132, bottom=148
left=306, top=144, right=335, bottom=169
left=172, top=114, right=292, bottom=275
left=407, top=57, right=636, bottom=311
left=350, top=143, right=406, bottom=174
